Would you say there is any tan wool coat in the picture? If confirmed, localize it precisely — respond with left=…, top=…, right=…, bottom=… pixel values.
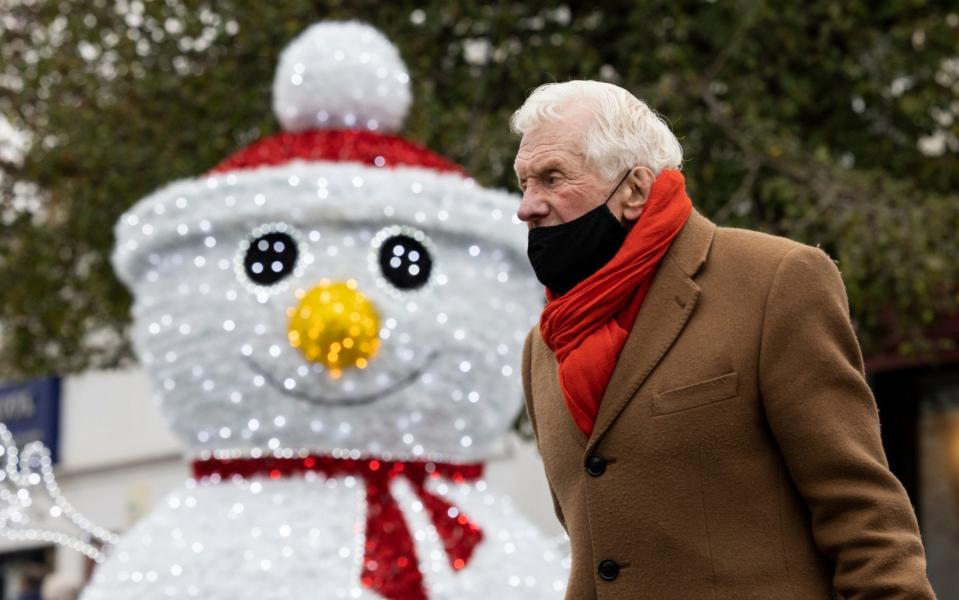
left=522, top=208, right=936, bottom=600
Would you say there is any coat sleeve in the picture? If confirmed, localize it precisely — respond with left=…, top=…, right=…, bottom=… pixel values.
left=759, top=245, right=936, bottom=599
left=522, top=327, right=568, bottom=532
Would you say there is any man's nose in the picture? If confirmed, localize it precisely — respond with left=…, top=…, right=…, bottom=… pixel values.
left=516, top=187, right=550, bottom=224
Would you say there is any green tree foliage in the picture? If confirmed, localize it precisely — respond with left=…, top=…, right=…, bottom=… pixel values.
left=1, top=0, right=957, bottom=378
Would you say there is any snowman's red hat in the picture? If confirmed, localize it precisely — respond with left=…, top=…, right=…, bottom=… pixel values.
left=208, top=129, right=465, bottom=177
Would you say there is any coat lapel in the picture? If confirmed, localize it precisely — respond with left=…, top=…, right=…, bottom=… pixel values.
left=585, top=209, right=717, bottom=454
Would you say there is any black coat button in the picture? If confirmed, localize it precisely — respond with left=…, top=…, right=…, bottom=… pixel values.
left=585, top=454, right=607, bottom=477
left=598, top=559, right=620, bottom=581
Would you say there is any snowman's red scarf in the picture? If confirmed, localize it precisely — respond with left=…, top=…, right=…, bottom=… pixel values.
left=191, top=455, right=483, bottom=600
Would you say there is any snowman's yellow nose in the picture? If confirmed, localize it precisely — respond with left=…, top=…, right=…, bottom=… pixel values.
left=286, top=279, right=380, bottom=378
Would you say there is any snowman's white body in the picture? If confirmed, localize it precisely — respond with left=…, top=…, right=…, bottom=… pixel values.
left=82, top=476, right=567, bottom=599
left=80, top=20, right=568, bottom=600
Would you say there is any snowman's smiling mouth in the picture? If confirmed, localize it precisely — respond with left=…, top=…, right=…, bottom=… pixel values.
left=241, top=350, right=439, bottom=406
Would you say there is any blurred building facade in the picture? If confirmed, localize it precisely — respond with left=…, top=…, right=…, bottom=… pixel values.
left=867, top=328, right=959, bottom=598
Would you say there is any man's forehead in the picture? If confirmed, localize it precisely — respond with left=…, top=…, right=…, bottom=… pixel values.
left=514, top=129, right=586, bottom=174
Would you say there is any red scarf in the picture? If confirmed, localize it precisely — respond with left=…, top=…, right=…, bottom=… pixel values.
left=192, top=455, right=484, bottom=600
left=539, top=169, right=692, bottom=437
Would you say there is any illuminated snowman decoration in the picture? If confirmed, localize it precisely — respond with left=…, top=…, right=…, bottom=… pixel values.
left=80, top=20, right=568, bottom=600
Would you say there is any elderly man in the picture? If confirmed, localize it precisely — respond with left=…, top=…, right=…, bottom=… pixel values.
left=514, top=80, right=935, bottom=600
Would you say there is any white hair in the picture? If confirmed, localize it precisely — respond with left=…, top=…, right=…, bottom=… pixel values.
left=510, top=80, right=683, bottom=180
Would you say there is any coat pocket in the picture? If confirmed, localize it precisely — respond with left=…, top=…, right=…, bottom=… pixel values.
left=653, top=371, right=739, bottom=416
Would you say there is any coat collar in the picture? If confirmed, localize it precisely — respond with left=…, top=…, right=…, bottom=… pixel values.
left=666, top=206, right=715, bottom=279
left=585, top=207, right=717, bottom=453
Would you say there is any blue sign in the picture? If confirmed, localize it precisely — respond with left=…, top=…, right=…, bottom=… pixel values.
left=0, top=377, right=61, bottom=463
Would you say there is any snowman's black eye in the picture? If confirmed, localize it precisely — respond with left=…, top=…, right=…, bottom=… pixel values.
left=378, top=234, right=432, bottom=290
left=244, top=232, right=298, bottom=285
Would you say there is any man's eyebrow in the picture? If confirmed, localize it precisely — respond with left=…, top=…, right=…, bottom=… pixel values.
left=514, top=157, right=568, bottom=182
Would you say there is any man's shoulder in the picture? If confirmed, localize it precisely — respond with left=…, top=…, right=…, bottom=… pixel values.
left=696, top=222, right=843, bottom=300
left=714, top=223, right=801, bottom=256
left=710, top=223, right=828, bottom=270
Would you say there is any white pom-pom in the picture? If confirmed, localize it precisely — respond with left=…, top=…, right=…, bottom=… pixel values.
left=272, top=21, right=412, bottom=134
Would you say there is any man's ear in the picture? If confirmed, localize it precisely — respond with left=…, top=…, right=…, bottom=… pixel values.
left=621, top=165, right=655, bottom=222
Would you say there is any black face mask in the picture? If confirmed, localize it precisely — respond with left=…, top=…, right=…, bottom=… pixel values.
left=527, top=170, right=631, bottom=296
